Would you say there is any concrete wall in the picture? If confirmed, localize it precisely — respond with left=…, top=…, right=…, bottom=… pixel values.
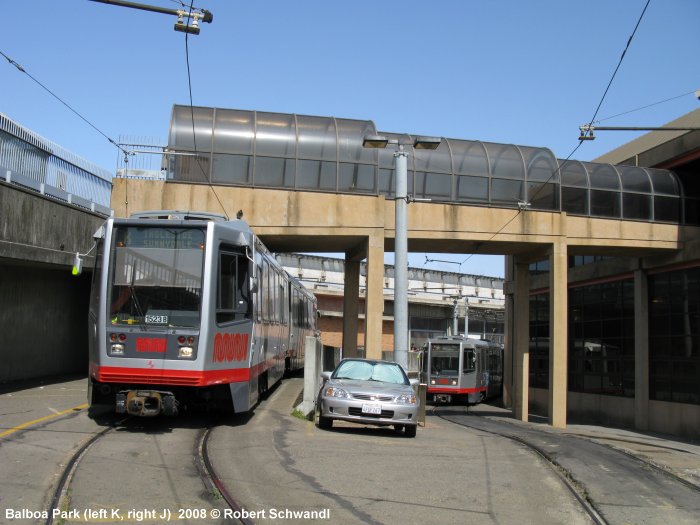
left=1, top=181, right=106, bottom=267
left=1, top=262, right=92, bottom=383
left=567, top=392, right=636, bottom=428
left=1, top=182, right=107, bottom=384
left=529, top=389, right=700, bottom=439
left=648, top=400, right=700, bottom=440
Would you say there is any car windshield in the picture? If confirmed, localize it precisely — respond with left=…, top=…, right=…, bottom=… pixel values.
left=333, top=361, right=408, bottom=385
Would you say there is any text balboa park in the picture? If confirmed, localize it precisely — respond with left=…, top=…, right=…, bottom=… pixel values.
left=6, top=507, right=331, bottom=521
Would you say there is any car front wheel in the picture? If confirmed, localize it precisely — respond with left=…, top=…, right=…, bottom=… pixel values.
left=318, top=414, right=333, bottom=430
left=404, top=424, right=417, bottom=438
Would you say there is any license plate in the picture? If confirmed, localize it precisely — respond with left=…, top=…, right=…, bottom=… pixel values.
left=362, top=403, right=382, bottom=415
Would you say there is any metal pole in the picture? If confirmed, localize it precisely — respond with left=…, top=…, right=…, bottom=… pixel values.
left=452, top=300, right=459, bottom=335
left=464, top=299, right=469, bottom=338
left=394, top=146, right=409, bottom=370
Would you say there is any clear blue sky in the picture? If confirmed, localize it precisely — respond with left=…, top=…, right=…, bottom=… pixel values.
left=3, top=0, right=699, bottom=277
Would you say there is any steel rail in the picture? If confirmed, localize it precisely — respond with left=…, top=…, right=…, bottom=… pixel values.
left=194, top=425, right=255, bottom=525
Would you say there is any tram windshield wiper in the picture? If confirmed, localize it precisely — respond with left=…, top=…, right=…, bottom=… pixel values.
left=128, top=266, right=148, bottom=332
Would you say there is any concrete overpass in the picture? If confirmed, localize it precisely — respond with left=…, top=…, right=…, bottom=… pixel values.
left=111, top=177, right=696, bottom=429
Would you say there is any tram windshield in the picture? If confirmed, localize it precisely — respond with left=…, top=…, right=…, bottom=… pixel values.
left=109, top=226, right=205, bottom=328
left=430, top=344, right=460, bottom=377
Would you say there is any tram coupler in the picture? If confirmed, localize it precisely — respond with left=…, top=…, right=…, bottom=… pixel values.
left=435, top=394, right=452, bottom=404
left=116, top=390, right=179, bottom=416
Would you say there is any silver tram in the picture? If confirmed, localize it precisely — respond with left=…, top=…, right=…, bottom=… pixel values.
left=423, top=336, right=503, bottom=404
left=87, top=211, right=316, bottom=416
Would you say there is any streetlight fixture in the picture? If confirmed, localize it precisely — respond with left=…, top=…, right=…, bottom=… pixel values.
left=363, top=134, right=442, bottom=370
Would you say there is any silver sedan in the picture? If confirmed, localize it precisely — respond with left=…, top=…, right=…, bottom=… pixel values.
left=316, top=358, right=419, bottom=437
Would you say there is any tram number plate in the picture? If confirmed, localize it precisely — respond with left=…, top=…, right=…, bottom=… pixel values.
left=362, top=403, right=382, bottom=415
left=145, top=315, right=168, bottom=324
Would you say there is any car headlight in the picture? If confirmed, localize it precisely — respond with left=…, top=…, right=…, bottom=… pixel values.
left=324, top=387, right=349, bottom=398
left=395, top=394, right=417, bottom=404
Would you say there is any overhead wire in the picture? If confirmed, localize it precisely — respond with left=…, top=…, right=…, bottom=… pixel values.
left=0, top=49, right=131, bottom=160
left=450, top=0, right=652, bottom=273
left=593, top=89, right=698, bottom=124
left=182, top=0, right=229, bottom=219
left=528, top=0, right=652, bottom=206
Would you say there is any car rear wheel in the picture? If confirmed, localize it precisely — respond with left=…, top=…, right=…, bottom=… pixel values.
left=404, top=424, right=417, bottom=438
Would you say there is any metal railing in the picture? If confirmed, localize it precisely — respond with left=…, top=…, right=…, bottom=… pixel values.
left=0, top=113, right=113, bottom=216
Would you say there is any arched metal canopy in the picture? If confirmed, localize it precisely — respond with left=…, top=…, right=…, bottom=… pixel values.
left=168, top=105, right=683, bottom=224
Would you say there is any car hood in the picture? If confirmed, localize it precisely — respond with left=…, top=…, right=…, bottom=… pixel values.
left=327, top=379, right=413, bottom=396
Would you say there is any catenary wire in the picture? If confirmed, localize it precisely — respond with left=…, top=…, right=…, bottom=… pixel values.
left=585, top=0, right=652, bottom=130
left=593, top=89, right=698, bottom=124
left=527, top=0, right=651, bottom=206
left=0, top=49, right=131, bottom=159
left=427, top=3, right=652, bottom=272
left=183, top=1, right=230, bottom=220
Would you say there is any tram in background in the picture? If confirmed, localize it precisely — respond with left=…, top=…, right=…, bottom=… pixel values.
left=423, top=336, right=503, bottom=404
left=87, top=210, right=316, bottom=416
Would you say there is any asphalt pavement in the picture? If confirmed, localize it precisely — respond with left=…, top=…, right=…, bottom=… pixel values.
left=2, top=375, right=699, bottom=525
left=463, top=400, right=700, bottom=491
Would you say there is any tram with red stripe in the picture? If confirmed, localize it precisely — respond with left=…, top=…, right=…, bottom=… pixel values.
left=87, top=211, right=316, bottom=416
left=423, top=336, right=503, bottom=404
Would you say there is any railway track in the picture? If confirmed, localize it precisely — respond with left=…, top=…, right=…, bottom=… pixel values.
left=44, top=416, right=253, bottom=525
left=435, top=407, right=700, bottom=525
left=433, top=408, right=607, bottom=525
left=46, top=424, right=117, bottom=525
left=194, top=424, right=255, bottom=525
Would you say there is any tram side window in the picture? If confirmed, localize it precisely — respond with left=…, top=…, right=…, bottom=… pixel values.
left=463, top=349, right=476, bottom=373
left=279, top=279, right=287, bottom=324
left=263, top=260, right=271, bottom=322
left=216, top=249, right=250, bottom=324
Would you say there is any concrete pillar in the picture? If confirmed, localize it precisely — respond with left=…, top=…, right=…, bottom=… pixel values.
left=342, top=258, right=360, bottom=358
left=513, top=258, right=530, bottom=421
left=548, top=240, right=568, bottom=428
left=634, top=269, right=649, bottom=431
left=364, top=231, right=385, bottom=359
left=503, top=256, right=515, bottom=408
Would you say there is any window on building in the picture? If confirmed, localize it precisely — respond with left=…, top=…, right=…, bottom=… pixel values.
left=568, top=280, right=634, bottom=397
left=529, top=293, right=550, bottom=389
left=649, top=267, right=700, bottom=405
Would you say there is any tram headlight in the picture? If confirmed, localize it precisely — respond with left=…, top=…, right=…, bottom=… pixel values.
left=178, top=346, right=194, bottom=358
left=430, top=379, right=436, bottom=385
left=110, top=344, right=125, bottom=356
left=395, top=394, right=417, bottom=405
left=451, top=379, right=457, bottom=386
left=324, top=387, right=348, bottom=398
